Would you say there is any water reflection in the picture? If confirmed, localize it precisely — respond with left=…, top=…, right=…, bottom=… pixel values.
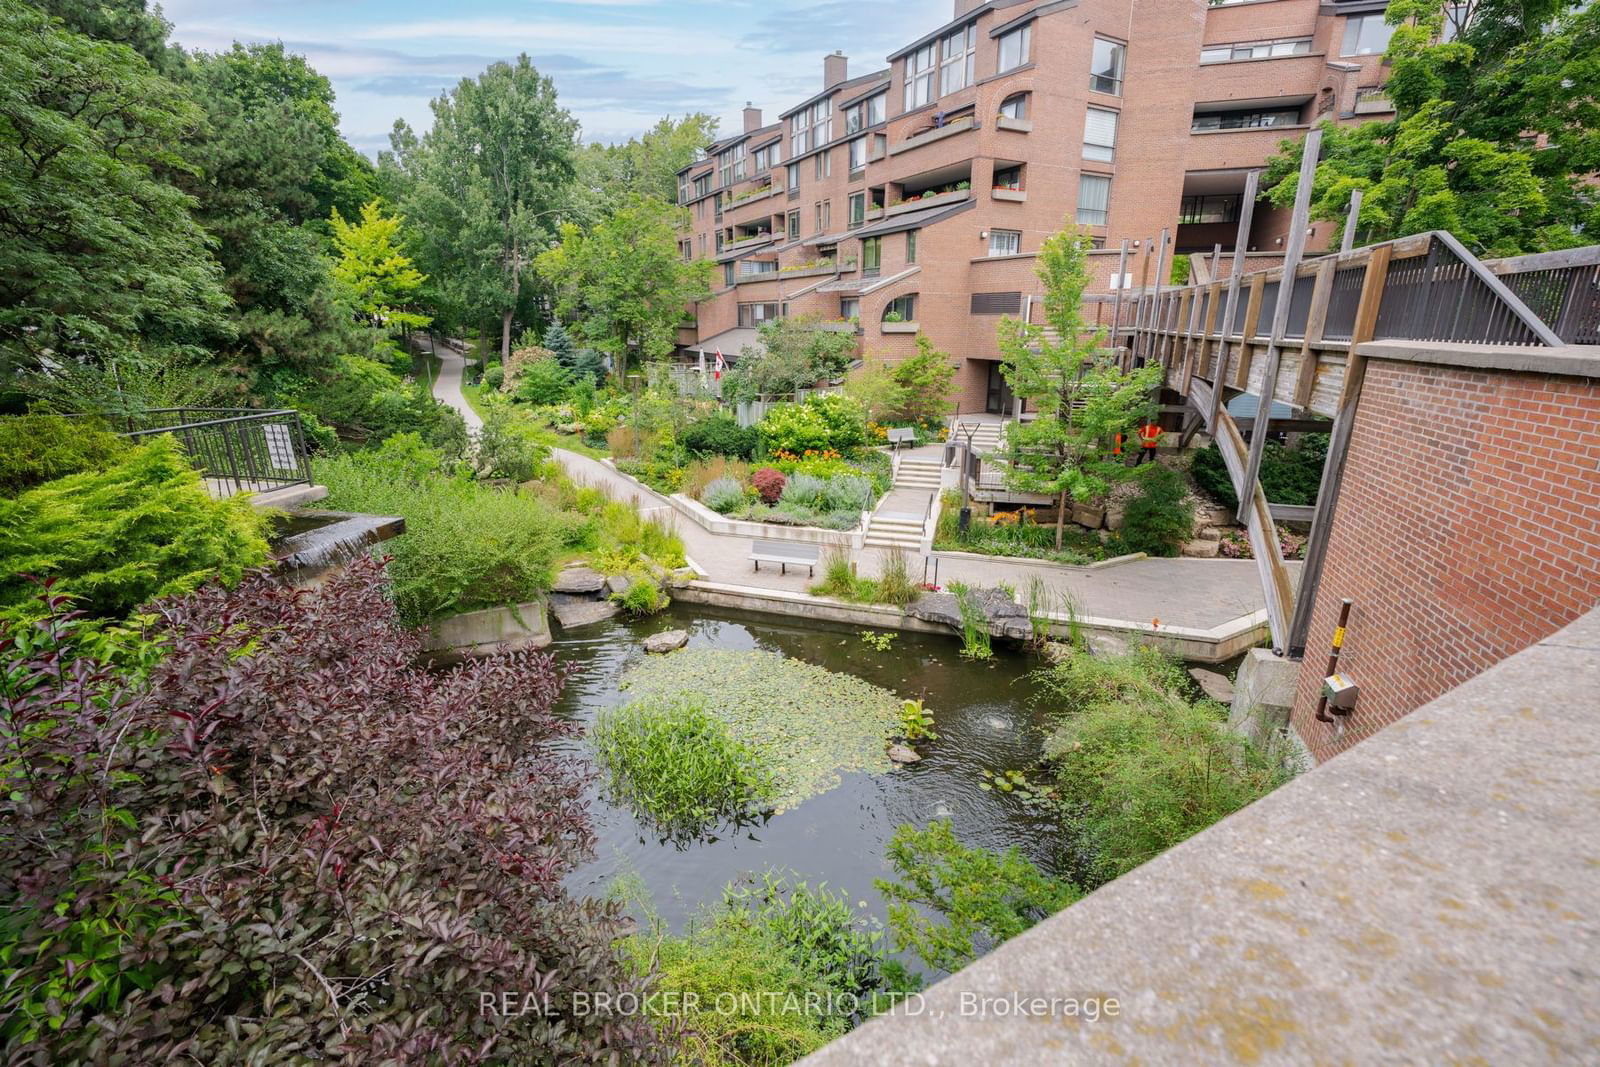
left=553, top=604, right=1062, bottom=931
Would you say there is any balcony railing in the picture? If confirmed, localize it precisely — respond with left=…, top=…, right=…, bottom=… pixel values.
left=114, top=407, right=313, bottom=498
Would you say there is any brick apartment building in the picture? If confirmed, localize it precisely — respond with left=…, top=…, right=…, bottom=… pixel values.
left=674, top=0, right=1400, bottom=412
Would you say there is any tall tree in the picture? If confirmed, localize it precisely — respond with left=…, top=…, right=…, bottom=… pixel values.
left=574, top=112, right=718, bottom=215
left=722, top=315, right=858, bottom=402
left=536, top=195, right=712, bottom=381
left=329, top=200, right=430, bottom=332
left=1263, top=0, right=1596, bottom=254
left=0, top=0, right=228, bottom=383
left=396, top=57, right=579, bottom=360
left=996, top=226, right=1159, bottom=550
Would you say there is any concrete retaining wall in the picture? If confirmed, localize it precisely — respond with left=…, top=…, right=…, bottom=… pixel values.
left=420, top=599, right=551, bottom=665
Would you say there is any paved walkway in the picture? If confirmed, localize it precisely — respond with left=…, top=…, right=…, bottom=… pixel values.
left=430, top=341, right=482, bottom=431
left=427, top=352, right=1278, bottom=636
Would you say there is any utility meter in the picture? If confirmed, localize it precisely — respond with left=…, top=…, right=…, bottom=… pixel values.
left=1322, top=674, right=1359, bottom=714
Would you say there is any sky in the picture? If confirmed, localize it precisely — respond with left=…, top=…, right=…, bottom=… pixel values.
left=159, top=0, right=953, bottom=156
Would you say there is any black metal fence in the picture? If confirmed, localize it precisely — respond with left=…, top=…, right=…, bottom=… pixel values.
left=115, top=408, right=312, bottom=498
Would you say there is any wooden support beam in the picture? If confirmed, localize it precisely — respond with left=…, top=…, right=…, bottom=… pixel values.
left=1292, top=258, right=1337, bottom=409
left=1209, top=170, right=1261, bottom=430
left=1240, top=126, right=1321, bottom=524
left=1147, top=229, right=1169, bottom=366
left=1110, top=238, right=1130, bottom=359
left=1269, top=503, right=1316, bottom=523
left=1215, top=410, right=1296, bottom=651
left=1286, top=242, right=1393, bottom=656
left=1233, top=273, right=1266, bottom=391
left=1194, top=280, right=1223, bottom=393
left=1340, top=188, right=1363, bottom=254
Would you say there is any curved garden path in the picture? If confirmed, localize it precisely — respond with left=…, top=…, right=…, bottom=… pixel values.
left=427, top=347, right=1286, bottom=641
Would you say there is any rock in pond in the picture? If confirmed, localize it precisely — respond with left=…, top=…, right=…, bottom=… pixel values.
left=643, top=629, right=689, bottom=654
left=553, top=566, right=607, bottom=595
left=907, top=587, right=1032, bottom=640
left=887, top=743, right=922, bottom=764
left=549, top=593, right=619, bottom=629
left=1189, top=666, right=1236, bottom=704
left=605, top=573, right=634, bottom=598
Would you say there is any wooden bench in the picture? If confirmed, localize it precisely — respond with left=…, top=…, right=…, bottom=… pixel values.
left=750, top=539, right=821, bottom=576
left=886, top=426, right=916, bottom=451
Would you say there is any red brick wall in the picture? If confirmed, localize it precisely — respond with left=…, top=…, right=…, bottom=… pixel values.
left=1291, top=360, right=1600, bottom=762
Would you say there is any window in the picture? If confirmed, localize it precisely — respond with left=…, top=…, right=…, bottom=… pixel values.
left=998, top=24, right=1031, bottom=72
left=941, top=24, right=977, bottom=95
left=791, top=99, right=832, bottom=156
left=848, top=136, right=867, bottom=172
left=999, top=93, right=1028, bottom=120
left=1441, top=4, right=1469, bottom=42
left=693, top=173, right=711, bottom=197
left=815, top=149, right=831, bottom=179
left=883, top=294, right=916, bottom=322
left=867, top=94, right=886, bottom=126
left=1341, top=14, right=1394, bottom=56
left=1201, top=37, right=1313, bottom=63
left=740, top=259, right=778, bottom=277
left=849, top=192, right=866, bottom=227
left=717, top=142, right=746, bottom=188
left=905, top=230, right=918, bottom=264
left=723, top=262, right=736, bottom=286
left=904, top=42, right=936, bottom=111
left=1083, top=107, right=1118, bottom=162
left=787, top=209, right=800, bottom=239
left=1179, top=194, right=1241, bottom=224
left=737, top=302, right=781, bottom=327
left=787, top=162, right=800, bottom=197
left=678, top=173, right=689, bottom=203
left=814, top=199, right=831, bottom=232
left=993, top=165, right=1022, bottom=191
left=753, top=141, right=779, bottom=172
left=844, top=93, right=885, bottom=134
left=1077, top=173, right=1111, bottom=225
left=1191, top=107, right=1301, bottom=132
left=862, top=236, right=882, bottom=274
left=988, top=229, right=1021, bottom=257
left=839, top=297, right=860, bottom=321
left=1090, top=37, right=1125, bottom=95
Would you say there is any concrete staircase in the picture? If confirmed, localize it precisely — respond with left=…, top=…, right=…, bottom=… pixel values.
left=949, top=419, right=1006, bottom=456
left=863, top=512, right=926, bottom=550
left=893, top=455, right=943, bottom=491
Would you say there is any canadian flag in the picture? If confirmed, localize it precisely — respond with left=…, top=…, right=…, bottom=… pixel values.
left=714, top=349, right=726, bottom=381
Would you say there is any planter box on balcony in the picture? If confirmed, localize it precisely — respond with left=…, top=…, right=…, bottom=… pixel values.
left=991, top=188, right=1027, bottom=202
left=889, top=116, right=979, bottom=156
left=779, top=263, right=840, bottom=280
left=881, top=321, right=919, bottom=334
left=727, top=185, right=774, bottom=208
left=727, top=232, right=774, bottom=251
left=885, top=189, right=970, bottom=217
left=995, top=116, right=1032, bottom=133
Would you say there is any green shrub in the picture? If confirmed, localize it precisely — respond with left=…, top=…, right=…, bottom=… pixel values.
left=482, top=364, right=505, bottom=390
left=592, top=697, right=775, bottom=838
left=824, top=474, right=874, bottom=513
left=1037, top=645, right=1289, bottom=884
left=514, top=357, right=571, bottom=405
left=0, top=415, right=130, bottom=496
left=1115, top=466, right=1194, bottom=557
left=758, top=394, right=867, bottom=455
left=476, top=408, right=548, bottom=482
left=0, top=436, right=270, bottom=623
left=1190, top=434, right=1329, bottom=511
left=876, top=821, right=1079, bottom=972
left=701, top=476, right=745, bottom=513
left=781, top=471, right=827, bottom=508
left=723, top=871, right=894, bottom=1004
left=616, top=574, right=667, bottom=616
left=682, top=414, right=758, bottom=459
left=315, top=443, right=588, bottom=625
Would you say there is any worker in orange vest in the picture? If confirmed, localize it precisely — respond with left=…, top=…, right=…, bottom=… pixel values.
left=1134, top=421, right=1161, bottom=465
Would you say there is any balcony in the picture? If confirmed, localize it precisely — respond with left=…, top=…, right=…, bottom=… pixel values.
left=1194, top=52, right=1324, bottom=101
left=888, top=114, right=979, bottom=156
left=725, top=231, right=775, bottom=253
left=880, top=321, right=919, bottom=334
left=885, top=188, right=970, bottom=218
left=1188, top=124, right=1310, bottom=170
left=1353, top=87, right=1394, bottom=115
left=995, top=115, right=1032, bottom=134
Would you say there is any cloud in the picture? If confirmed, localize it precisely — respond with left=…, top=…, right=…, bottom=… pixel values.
left=738, top=0, right=948, bottom=55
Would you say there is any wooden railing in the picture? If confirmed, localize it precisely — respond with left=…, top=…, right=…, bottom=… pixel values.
left=1119, top=230, right=1583, bottom=655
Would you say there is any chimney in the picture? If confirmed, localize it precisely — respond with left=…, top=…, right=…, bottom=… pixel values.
left=742, top=102, right=762, bottom=133
left=824, top=51, right=848, bottom=90
left=953, top=0, right=984, bottom=14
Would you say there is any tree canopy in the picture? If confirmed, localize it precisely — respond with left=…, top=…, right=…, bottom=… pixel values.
left=330, top=199, right=430, bottom=332
left=723, top=315, right=859, bottom=402
left=575, top=113, right=718, bottom=215
left=1263, top=0, right=1598, bottom=254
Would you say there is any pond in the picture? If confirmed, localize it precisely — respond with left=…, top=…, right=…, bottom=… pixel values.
left=553, top=604, right=1064, bottom=933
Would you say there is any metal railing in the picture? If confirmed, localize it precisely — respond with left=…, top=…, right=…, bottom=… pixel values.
left=1483, top=246, right=1600, bottom=345
left=115, top=408, right=313, bottom=498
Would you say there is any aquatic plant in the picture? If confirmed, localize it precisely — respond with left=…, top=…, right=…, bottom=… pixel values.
left=860, top=629, right=896, bottom=652
left=618, top=648, right=902, bottom=810
left=948, top=581, right=993, bottom=660
left=876, top=821, right=1079, bottom=972
left=615, top=574, right=668, bottom=616
left=898, top=698, right=938, bottom=741
left=592, top=697, right=776, bottom=838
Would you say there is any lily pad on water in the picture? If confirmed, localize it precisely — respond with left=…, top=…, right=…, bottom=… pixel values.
left=618, top=648, right=903, bottom=811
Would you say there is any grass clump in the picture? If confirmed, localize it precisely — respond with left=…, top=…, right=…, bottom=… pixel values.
left=1036, top=644, right=1291, bottom=885
left=810, top=548, right=920, bottom=607
left=948, top=580, right=993, bottom=660
left=876, top=821, right=1079, bottom=973
left=0, top=435, right=269, bottom=624
left=592, top=698, right=776, bottom=840
left=615, top=574, right=668, bottom=616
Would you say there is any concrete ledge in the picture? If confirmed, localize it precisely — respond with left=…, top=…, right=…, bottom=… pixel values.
left=249, top=483, right=328, bottom=511
left=801, top=607, right=1600, bottom=1066
left=1357, top=339, right=1600, bottom=380
left=420, top=599, right=551, bottom=666
left=932, top=548, right=1150, bottom=572
left=670, top=493, right=862, bottom=546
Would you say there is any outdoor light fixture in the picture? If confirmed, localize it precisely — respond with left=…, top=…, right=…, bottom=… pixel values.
left=980, top=230, right=989, bottom=239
